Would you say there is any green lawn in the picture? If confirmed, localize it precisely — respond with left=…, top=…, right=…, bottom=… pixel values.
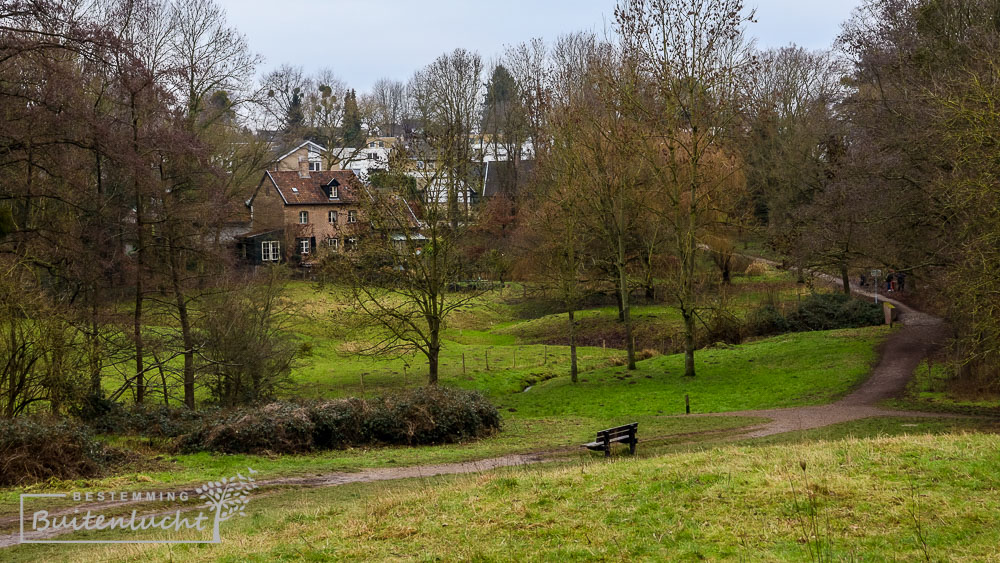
left=503, top=327, right=890, bottom=417
left=11, top=430, right=1000, bottom=561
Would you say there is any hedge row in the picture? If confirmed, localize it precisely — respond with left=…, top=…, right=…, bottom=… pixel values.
left=178, top=386, right=502, bottom=454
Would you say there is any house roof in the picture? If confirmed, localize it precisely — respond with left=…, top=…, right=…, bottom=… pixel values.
left=256, top=170, right=363, bottom=205
left=275, top=140, right=328, bottom=163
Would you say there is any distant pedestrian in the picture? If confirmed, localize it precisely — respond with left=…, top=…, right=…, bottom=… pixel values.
left=886, top=272, right=894, bottom=292
left=898, top=271, right=906, bottom=292
left=860, top=272, right=867, bottom=288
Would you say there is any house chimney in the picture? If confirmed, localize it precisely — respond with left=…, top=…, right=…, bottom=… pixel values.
left=298, top=156, right=310, bottom=178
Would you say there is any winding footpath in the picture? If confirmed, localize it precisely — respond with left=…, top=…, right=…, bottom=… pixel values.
left=0, top=270, right=978, bottom=548
left=707, top=263, right=965, bottom=438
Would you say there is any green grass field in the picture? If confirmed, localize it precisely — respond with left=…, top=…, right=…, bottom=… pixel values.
left=10, top=430, right=1000, bottom=561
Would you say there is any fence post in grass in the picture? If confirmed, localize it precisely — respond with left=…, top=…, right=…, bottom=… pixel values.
left=685, top=394, right=690, bottom=415
left=603, top=339, right=606, bottom=351
left=514, top=347, right=517, bottom=369
left=486, top=349, right=490, bottom=371
left=462, top=353, right=466, bottom=375
left=543, top=345, right=547, bottom=366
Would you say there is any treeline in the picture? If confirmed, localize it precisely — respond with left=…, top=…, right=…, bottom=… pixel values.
left=0, top=0, right=290, bottom=415
left=3, top=0, right=999, bottom=418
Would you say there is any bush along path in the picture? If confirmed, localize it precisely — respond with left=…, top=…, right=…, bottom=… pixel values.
left=700, top=264, right=972, bottom=437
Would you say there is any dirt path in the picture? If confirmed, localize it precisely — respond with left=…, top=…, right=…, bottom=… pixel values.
left=699, top=265, right=965, bottom=437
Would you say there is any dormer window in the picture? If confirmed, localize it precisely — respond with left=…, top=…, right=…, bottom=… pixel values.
left=329, top=184, right=338, bottom=198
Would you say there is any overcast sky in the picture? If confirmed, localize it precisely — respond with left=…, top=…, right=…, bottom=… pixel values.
left=217, top=0, right=862, bottom=92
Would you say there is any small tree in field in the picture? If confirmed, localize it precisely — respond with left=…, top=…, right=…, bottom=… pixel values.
left=328, top=178, right=486, bottom=386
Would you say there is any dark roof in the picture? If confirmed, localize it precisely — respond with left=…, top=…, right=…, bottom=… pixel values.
left=240, top=228, right=284, bottom=240
left=483, top=160, right=535, bottom=199
left=259, top=170, right=363, bottom=205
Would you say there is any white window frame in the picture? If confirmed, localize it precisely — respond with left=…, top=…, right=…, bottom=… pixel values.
left=299, top=239, right=310, bottom=255
left=308, top=160, right=321, bottom=171
left=348, top=210, right=357, bottom=223
left=328, top=210, right=337, bottom=224
left=346, top=237, right=358, bottom=251
left=330, top=185, right=338, bottom=198
left=261, top=241, right=280, bottom=262
left=327, top=237, right=338, bottom=251
left=299, top=211, right=309, bottom=224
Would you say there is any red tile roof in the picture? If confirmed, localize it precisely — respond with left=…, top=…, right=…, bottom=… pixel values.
left=261, top=170, right=364, bottom=205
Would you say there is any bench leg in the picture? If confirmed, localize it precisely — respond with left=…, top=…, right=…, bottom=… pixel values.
left=603, top=435, right=611, bottom=458
left=629, top=436, right=636, bottom=455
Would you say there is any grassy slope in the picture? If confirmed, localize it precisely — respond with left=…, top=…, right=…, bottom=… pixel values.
left=11, top=431, right=1000, bottom=561
left=503, top=327, right=890, bottom=417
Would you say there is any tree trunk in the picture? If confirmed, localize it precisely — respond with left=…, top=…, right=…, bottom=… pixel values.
left=619, top=265, right=636, bottom=370
left=132, top=98, right=145, bottom=404
left=568, top=308, right=578, bottom=383
left=840, top=261, right=852, bottom=296
left=168, top=235, right=196, bottom=408
left=427, top=344, right=440, bottom=385
left=614, top=290, right=624, bottom=322
left=133, top=212, right=145, bottom=404
left=89, top=296, right=102, bottom=397
left=683, top=310, right=696, bottom=377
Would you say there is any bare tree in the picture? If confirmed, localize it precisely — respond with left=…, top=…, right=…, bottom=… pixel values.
left=616, top=0, right=756, bottom=377
left=409, top=49, right=483, bottom=227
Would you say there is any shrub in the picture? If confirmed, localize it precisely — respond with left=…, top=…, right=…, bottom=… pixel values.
left=745, top=304, right=791, bottom=336
left=178, top=387, right=501, bottom=455
left=76, top=400, right=210, bottom=438
left=0, top=417, right=115, bottom=486
left=745, top=260, right=772, bottom=277
left=179, top=403, right=314, bottom=455
left=786, top=293, right=883, bottom=331
left=637, top=348, right=659, bottom=361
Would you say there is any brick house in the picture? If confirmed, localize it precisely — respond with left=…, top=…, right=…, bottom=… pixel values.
left=239, top=166, right=366, bottom=265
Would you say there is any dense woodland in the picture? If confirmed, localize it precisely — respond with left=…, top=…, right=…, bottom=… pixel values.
left=2, top=0, right=999, bottom=419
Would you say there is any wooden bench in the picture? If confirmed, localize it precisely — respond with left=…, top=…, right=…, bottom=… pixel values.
left=583, top=423, right=638, bottom=457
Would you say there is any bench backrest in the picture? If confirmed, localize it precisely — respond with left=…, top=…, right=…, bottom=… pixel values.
left=597, top=423, right=638, bottom=441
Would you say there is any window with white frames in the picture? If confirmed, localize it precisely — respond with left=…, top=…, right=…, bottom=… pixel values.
left=330, top=185, right=338, bottom=198
left=261, top=241, right=280, bottom=262
left=348, top=210, right=357, bottom=223
left=308, top=161, right=321, bottom=171
left=328, top=210, right=337, bottom=224
left=367, top=151, right=377, bottom=160
left=326, top=237, right=338, bottom=251
left=299, top=239, right=310, bottom=255
left=346, top=237, right=357, bottom=251
left=299, top=211, right=308, bottom=224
